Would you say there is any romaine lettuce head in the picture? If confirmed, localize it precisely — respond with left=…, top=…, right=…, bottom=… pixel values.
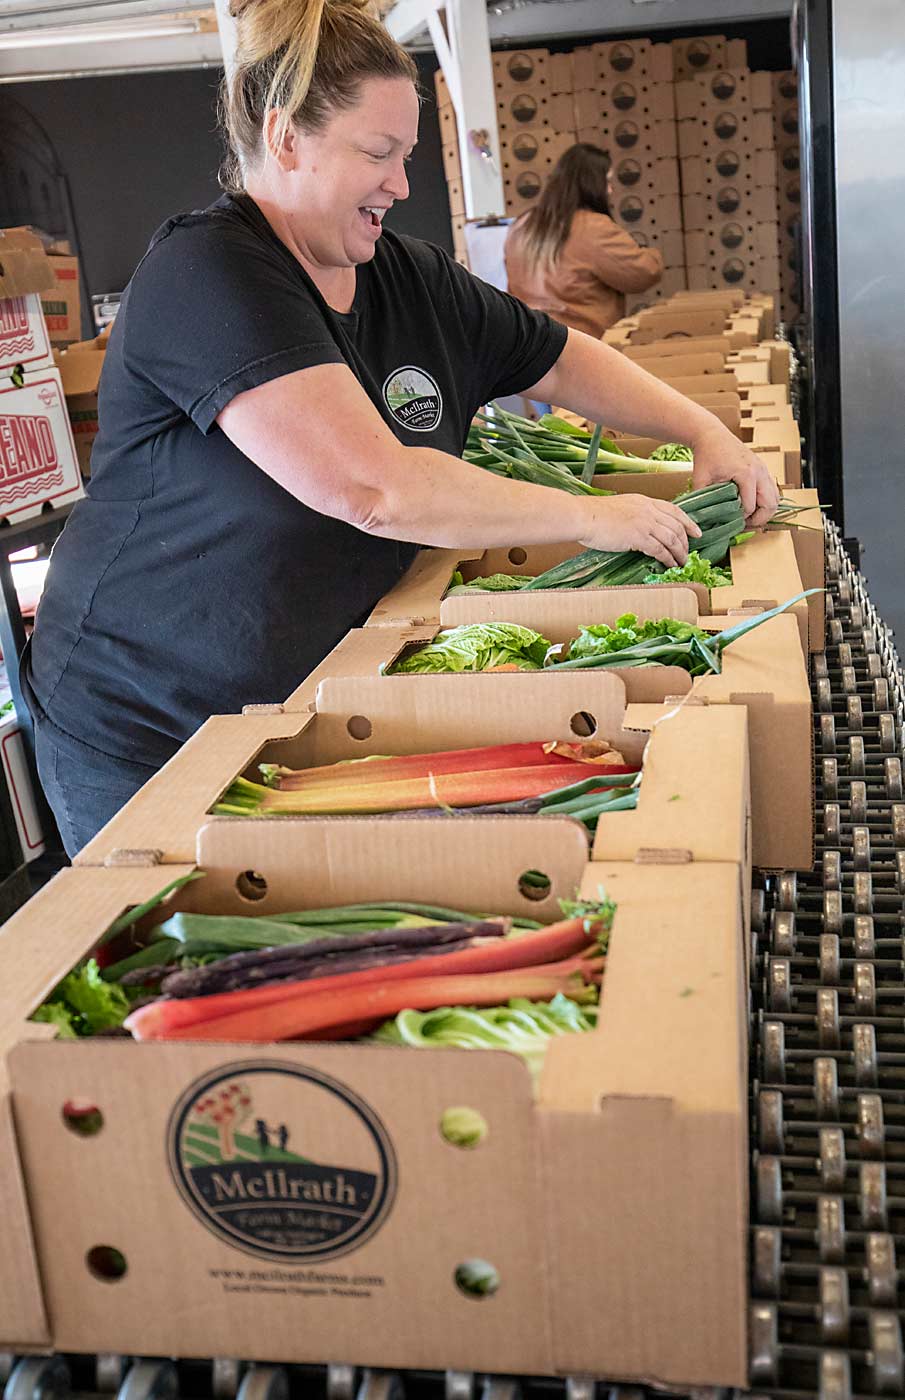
left=387, top=623, right=551, bottom=674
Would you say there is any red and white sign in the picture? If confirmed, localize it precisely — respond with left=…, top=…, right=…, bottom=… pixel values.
left=0, top=370, right=84, bottom=521
left=0, top=292, right=53, bottom=376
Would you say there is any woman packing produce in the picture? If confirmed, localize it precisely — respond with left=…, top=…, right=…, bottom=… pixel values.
left=504, top=143, right=664, bottom=339
left=24, top=0, right=779, bottom=858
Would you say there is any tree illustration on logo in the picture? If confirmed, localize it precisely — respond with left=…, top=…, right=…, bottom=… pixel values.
left=192, top=1080, right=252, bottom=1159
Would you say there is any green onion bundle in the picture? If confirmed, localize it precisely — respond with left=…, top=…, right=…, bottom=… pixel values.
left=522, top=482, right=809, bottom=592
left=465, top=405, right=691, bottom=494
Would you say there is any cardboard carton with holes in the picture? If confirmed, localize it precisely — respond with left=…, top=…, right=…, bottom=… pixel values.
left=0, top=816, right=748, bottom=1387
left=73, top=663, right=750, bottom=883
left=75, top=594, right=807, bottom=871
left=366, top=525, right=808, bottom=651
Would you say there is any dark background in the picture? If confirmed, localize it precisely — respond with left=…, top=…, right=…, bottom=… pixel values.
left=0, top=18, right=790, bottom=330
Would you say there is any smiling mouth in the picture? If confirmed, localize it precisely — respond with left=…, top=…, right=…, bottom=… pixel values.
left=359, top=206, right=387, bottom=229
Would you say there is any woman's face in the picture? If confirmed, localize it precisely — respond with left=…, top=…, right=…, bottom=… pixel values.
left=282, top=76, right=420, bottom=269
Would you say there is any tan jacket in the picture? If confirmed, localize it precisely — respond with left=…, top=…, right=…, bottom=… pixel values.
left=504, top=208, right=663, bottom=339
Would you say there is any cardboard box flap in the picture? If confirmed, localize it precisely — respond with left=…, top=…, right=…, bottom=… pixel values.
left=439, top=585, right=701, bottom=638
left=196, top=816, right=589, bottom=922
left=367, top=547, right=477, bottom=626
left=74, top=711, right=317, bottom=867
left=0, top=866, right=196, bottom=1061
left=283, top=625, right=436, bottom=712
left=591, top=704, right=749, bottom=867
left=0, top=1091, right=50, bottom=1345
left=313, top=670, right=636, bottom=757
left=699, top=612, right=808, bottom=705
left=720, top=530, right=808, bottom=653
left=540, top=861, right=748, bottom=1385
left=0, top=227, right=55, bottom=298
left=541, top=863, right=745, bottom=1114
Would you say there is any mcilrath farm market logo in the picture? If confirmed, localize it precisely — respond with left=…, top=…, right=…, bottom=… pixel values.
left=167, top=1062, right=397, bottom=1263
left=383, top=366, right=443, bottom=432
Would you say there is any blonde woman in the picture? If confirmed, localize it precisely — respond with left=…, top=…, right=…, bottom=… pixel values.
left=505, top=143, right=663, bottom=339
left=26, top=0, right=778, bottom=855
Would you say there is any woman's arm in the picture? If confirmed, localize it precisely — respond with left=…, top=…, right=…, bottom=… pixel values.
left=217, top=361, right=700, bottom=569
left=526, top=328, right=781, bottom=526
left=586, top=222, right=664, bottom=294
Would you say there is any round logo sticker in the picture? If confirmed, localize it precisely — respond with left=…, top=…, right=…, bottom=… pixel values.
left=383, top=367, right=443, bottom=433
left=167, top=1061, right=397, bottom=1263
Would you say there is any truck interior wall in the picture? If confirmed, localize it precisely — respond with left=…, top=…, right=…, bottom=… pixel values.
left=0, top=52, right=454, bottom=321
left=2, top=21, right=790, bottom=328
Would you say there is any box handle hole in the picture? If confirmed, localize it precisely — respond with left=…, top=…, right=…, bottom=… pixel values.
left=569, top=711, right=597, bottom=737
left=439, top=1107, right=489, bottom=1149
left=507, top=547, right=528, bottom=566
left=236, top=870, right=268, bottom=902
left=62, top=1099, right=104, bottom=1137
left=454, top=1259, right=500, bottom=1299
left=86, top=1245, right=127, bottom=1282
left=346, top=715, right=373, bottom=741
left=518, top=869, right=551, bottom=902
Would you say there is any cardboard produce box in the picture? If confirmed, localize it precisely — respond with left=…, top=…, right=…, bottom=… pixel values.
left=0, top=231, right=55, bottom=378
left=767, top=488, right=825, bottom=651
left=0, top=228, right=84, bottom=521
left=73, top=656, right=750, bottom=874
left=368, top=528, right=807, bottom=647
left=2, top=834, right=748, bottom=1386
left=0, top=368, right=84, bottom=522
left=40, top=254, right=81, bottom=346
left=277, top=611, right=812, bottom=872
left=55, top=339, right=105, bottom=477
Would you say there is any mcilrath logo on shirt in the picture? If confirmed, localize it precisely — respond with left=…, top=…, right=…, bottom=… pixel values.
left=382, top=366, right=443, bottom=432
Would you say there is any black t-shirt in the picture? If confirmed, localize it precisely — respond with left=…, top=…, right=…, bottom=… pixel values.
left=27, top=193, right=566, bottom=766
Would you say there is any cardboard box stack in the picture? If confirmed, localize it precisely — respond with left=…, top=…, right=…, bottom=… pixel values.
left=567, top=39, right=685, bottom=311
left=435, top=41, right=799, bottom=320
left=676, top=53, right=782, bottom=296
left=772, top=70, right=801, bottom=323
left=0, top=228, right=84, bottom=523
left=433, top=68, right=469, bottom=266
left=494, top=48, right=577, bottom=218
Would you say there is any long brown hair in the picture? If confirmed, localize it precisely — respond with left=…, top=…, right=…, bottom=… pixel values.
left=516, top=142, right=611, bottom=263
left=220, top=0, right=418, bottom=192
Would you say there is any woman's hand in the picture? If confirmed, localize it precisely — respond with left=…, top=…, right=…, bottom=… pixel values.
left=577, top=494, right=702, bottom=568
left=690, top=423, right=781, bottom=527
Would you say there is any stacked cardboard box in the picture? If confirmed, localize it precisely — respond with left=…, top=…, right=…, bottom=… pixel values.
left=433, top=69, right=469, bottom=266
left=772, top=70, right=801, bottom=323
left=567, top=39, right=685, bottom=311
left=0, top=228, right=84, bottom=523
left=493, top=48, right=576, bottom=218
left=671, top=33, right=748, bottom=81
left=677, top=65, right=782, bottom=295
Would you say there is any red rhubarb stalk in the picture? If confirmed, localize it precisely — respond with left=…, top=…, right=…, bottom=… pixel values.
left=125, top=916, right=603, bottom=1039
left=128, top=957, right=601, bottom=1043
left=253, top=763, right=635, bottom=815
left=273, top=741, right=626, bottom=791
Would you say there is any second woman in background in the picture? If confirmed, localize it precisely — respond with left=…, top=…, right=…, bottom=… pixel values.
left=504, top=143, right=663, bottom=340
